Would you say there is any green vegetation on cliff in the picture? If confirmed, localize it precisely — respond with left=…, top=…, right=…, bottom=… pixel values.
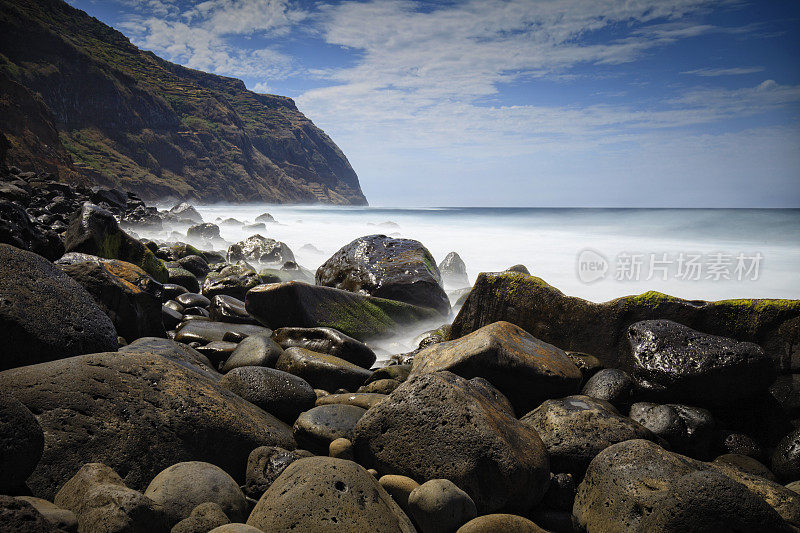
left=0, top=0, right=367, bottom=204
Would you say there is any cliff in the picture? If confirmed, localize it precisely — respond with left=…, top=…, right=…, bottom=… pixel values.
left=0, top=0, right=367, bottom=205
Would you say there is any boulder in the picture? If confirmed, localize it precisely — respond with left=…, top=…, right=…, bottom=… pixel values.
left=209, top=295, right=259, bottom=324
left=411, top=321, right=582, bottom=415
left=255, top=213, right=274, bottom=223
left=276, top=347, right=371, bottom=392
left=175, top=292, right=210, bottom=309
left=0, top=199, right=64, bottom=260
left=292, top=404, right=367, bottom=454
left=272, top=326, right=376, bottom=369
left=352, top=371, right=550, bottom=513
left=186, top=223, right=219, bottom=241
left=144, top=462, right=247, bottom=527
left=574, top=439, right=799, bottom=532
left=407, top=479, right=477, bottom=533
left=316, top=234, right=450, bottom=315
left=0, top=391, right=44, bottom=492
left=226, top=235, right=294, bottom=265
left=329, top=437, right=354, bottom=460
left=0, top=495, right=64, bottom=533
left=209, top=525, right=261, bottom=533
left=629, top=402, right=715, bottom=459
left=316, top=392, right=388, bottom=410
left=245, top=281, right=438, bottom=342
left=65, top=203, right=168, bottom=282
left=14, top=496, right=77, bottom=532
left=246, top=456, right=416, bottom=532
left=449, top=271, right=800, bottom=369
left=243, top=446, right=313, bottom=501
left=456, top=514, right=546, bottom=533
left=167, top=267, right=199, bottom=294
left=520, top=395, right=657, bottom=477
left=628, top=320, right=777, bottom=405
left=168, top=203, right=203, bottom=224
left=119, top=337, right=219, bottom=381
left=0, top=352, right=294, bottom=500
left=773, top=427, right=800, bottom=482
left=714, top=454, right=777, bottom=481
left=359, top=379, right=400, bottom=394
left=202, top=264, right=262, bottom=300
left=174, top=321, right=270, bottom=345
left=581, top=368, right=634, bottom=410
left=170, top=502, right=230, bottom=533
left=90, top=187, right=127, bottom=210
left=438, top=251, right=469, bottom=289
left=54, top=463, right=168, bottom=533
left=379, top=475, right=420, bottom=518
left=220, top=335, right=283, bottom=373
left=219, top=366, right=316, bottom=423
left=0, top=244, right=118, bottom=370
left=57, top=254, right=165, bottom=341
left=175, top=255, right=209, bottom=279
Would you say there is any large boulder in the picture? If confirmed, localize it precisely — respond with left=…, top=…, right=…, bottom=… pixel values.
left=438, top=251, right=469, bottom=289
left=352, top=371, right=550, bottom=514
left=0, top=244, right=118, bottom=370
left=219, top=335, right=283, bottom=373
left=573, top=439, right=799, bottom=532
left=521, top=395, right=656, bottom=477
left=209, top=295, right=259, bottom=325
left=168, top=203, right=203, bottom=224
left=449, top=272, right=800, bottom=369
left=0, top=199, right=64, bottom=260
left=628, top=319, right=777, bottom=405
left=246, top=456, right=416, bottom=532
left=629, top=402, right=715, bottom=459
left=0, top=352, right=295, bottom=500
left=219, top=366, right=316, bottom=423
left=407, top=478, right=478, bottom=533
left=0, top=495, right=68, bottom=533
left=245, top=281, right=438, bottom=341
left=272, top=326, right=376, bottom=369
left=64, top=203, right=168, bottom=282
left=119, top=337, right=220, bottom=382
left=0, top=391, right=44, bottom=492
left=202, top=264, right=262, bottom=300
left=57, top=253, right=165, bottom=341
left=411, top=321, right=582, bottom=415
left=316, top=234, right=450, bottom=315
left=174, top=321, right=270, bottom=345
left=226, top=235, right=294, bottom=265
left=276, top=347, right=372, bottom=392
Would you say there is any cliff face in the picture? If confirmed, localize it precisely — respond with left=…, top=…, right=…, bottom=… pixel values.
left=0, top=0, right=367, bottom=205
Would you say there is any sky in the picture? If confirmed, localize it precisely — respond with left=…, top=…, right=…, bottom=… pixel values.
left=65, top=0, right=800, bottom=207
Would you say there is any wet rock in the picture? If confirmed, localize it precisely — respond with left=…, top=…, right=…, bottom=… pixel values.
left=175, top=292, right=210, bottom=309
left=438, top=251, right=469, bottom=289
left=0, top=244, right=118, bottom=370
left=195, top=341, right=238, bottom=367
left=176, top=255, right=209, bottom=279
left=186, top=223, right=219, bottom=241
left=243, top=446, right=312, bottom=501
left=226, top=235, right=294, bottom=265
left=581, top=368, right=634, bottom=410
left=0, top=199, right=64, bottom=260
left=449, top=271, right=800, bottom=369
left=65, top=203, right=168, bottom=282
left=168, top=203, right=203, bottom=224
left=714, top=454, right=777, bottom=481
left=0, top=495, right=65, bottom=533
left=367, top=365, right=412, bottom=383
left=220, top=335, right=283, bottom=373
left=272, top=327, right=376, bottom=369
left=0, top=391, right=44, bottom=492
left=408, top=479, right=477, bottom=533
left=316, top=392, right=387, bottom=410
left=628, top=319, right=777, bottom=405
left=170, top=502, right=229, bottom=533
left=119, top=337, right=219, bottom=382
left=521, top=395, right=656, bottom=477
left=163, top=284, right=188, bottom=301
left=254, top=213, right=274, bottom=223
left=167, top=267, right=199, bottom=294
left=316, top=234, right=450, bottom=315
left=14, top=496, right=77, bottom=532
left=202, top=264, right=262, bottom=300
left=456, top=514, right=547, bottom=533
left=506, top=264, right=530, bottom=274
left=174, top=321, right=270, bottom=345
left=629, top=402, right=715, bottom=459
left=573, top=439, right=799, bottom=532
left=90, top=187, right=127, bottom=210
left=276, top=347, right=372, bottom=392
left=358, top=379, right=400, bottom=394
left=773, top=427, right=800, bottom=482
left=162, top=306, right=183, bottom=331
left=292, top=404, right=367, bottom=454
left=54, top=463, right=168, bottom=533
left=209, top=295, right=259, bottom=324
left=57, top=254, right=165, bottom=341
left=0, top=352, right=294, bottom=500
left=144, top=462, right=247, bottom=527
left=716, top=431, right=764, bottom=460
left=353, top=371, right=550, bottom=513
left=246, top=456, right=415, bottom=532
left=245, top=281, right=438, bottom=341
left=411, top=321, right=581, bottom=415
left=219, top=366, right=316, bottom=423
left=567, top=352, right=603, bottom=382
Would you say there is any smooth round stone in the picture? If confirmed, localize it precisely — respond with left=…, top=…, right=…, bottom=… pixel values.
left=176, top=255, right=210, bottom=279
left=276, top=347, right=372, bottom=392
left=209, top=295, right=258, bottom=325
left=329, top=437, right=354, bottom=461
left=175, top=321, right=271, bottom=345
left=162, top=306, right=182, bottom=333
left=0, top=392, right=44, bottom=492
left=272, top=327, right=377, bottom=369
left=408, top=479, right=478, bottom=533
left=367, top=365, right=412, bottom=384
left=457, top=514, right=547, bottom=533
left=359, top=379, right=401, bottom=394
left=144, top=461, right=247, bottom=527
left=772, top=427, right=800, bottom=482
left=168, top=268, right=200, bottom=293
left=220, top=335, right=283, bottom=373
left=162, top=284, right=189, bottom=302
left=183, top=306, right=209, bottom=317
left=293, top=404, right=367, bottom=455
left=209, top=525, right=263, bottom=533
left=714, top=454, right=776, bottom=481
left=196, top=341, right=238, bottom=367
left=176, top=292, right=211, bottom=309
left=164, top=300, right=185, bottom=313
left=219, top=367, right=316, bottom=423
left=171, top=502, right=230, bottom=533
left=379, top=475, right=420, bottom=517
left=581, top=368, right=634, bottom=409
left=315, top=392, right=387, bottom=410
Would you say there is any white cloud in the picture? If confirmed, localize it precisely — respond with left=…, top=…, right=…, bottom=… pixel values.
left=682, top=66, right=765, bottom=76
left=250, top=81, right=272, bottom=93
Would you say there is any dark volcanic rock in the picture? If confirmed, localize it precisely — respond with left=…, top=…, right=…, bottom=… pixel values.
left=0, top=495, right=64, bottom=533
left=316, top=234, right=450, bottom=315
left=573, top=439, right=799, bottom=532
left=438, top=251, right=469, bottom=288
left=629, top=402, right=715, bottom=459
left=65, top=203, right=168, bottom=282
left=169, top=203, right=203, bottom=224
left=520, top=395, right=657, bottom=477
left=202, top=264, right=261, bottom=300
left=209, top=295, right=259, bottom=324
left=219, top=366, right=316, bottom=423
left=772, top=427, right=800, bottom=482
left=628, top=319, right=777, bottom=405
left=352, top=371, right=550, bottom=514
left=167, top=267, right=199, bottom=294
left=0, top=391, right=44, bottom=493
left=226, top=235, right=294, bottom=265
left=272, top=326, right=376, bottom=369
left=220, top=335, right=283, bottom=373
left=119, top=337, right=220, bottom=381
left=57, top=253, right=165, bottom=341
left=174, top=321, right=270, bottom=345
left=0, top=351, right=295, bottom=500
left=292, top=404, right=367, bottom=454
left=186, top=223, right=220, bottom=241
left=276, top=347, right=372, bottom=392
left=411, top=321, right=582, bottom=415
left=0, top=199, right=64, bottom=260
left=456, top=514, right=547, bottom=533
left=407, top=478, right=478, bottom=533
left=246, top=456, right=415, bottom=532
left=449, top=271, right=800, bottom=369
left=243, top=446, right=312, bottom=501
left=245, top=281, right=438, bottom=341
left=0, top=244, right=118, bottom=370
left=176, top=255, right=210, bottom=278
left=581, top=368, right=634, bottom=410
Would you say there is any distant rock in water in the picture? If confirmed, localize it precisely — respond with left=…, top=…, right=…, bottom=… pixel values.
left=255, top=213, right=275, bottom=223
left=169, top=203, right=204, bottom=224
left=438, top=251, right=469, bottom=288
left=227, top=235, right=294, bottom=265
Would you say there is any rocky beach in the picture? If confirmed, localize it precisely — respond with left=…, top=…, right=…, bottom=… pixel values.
left=1, top=151, right=800, bottom=533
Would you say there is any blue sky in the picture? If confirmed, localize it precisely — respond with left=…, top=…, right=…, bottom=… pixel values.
left=66, top=0, right=800, bottom=207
